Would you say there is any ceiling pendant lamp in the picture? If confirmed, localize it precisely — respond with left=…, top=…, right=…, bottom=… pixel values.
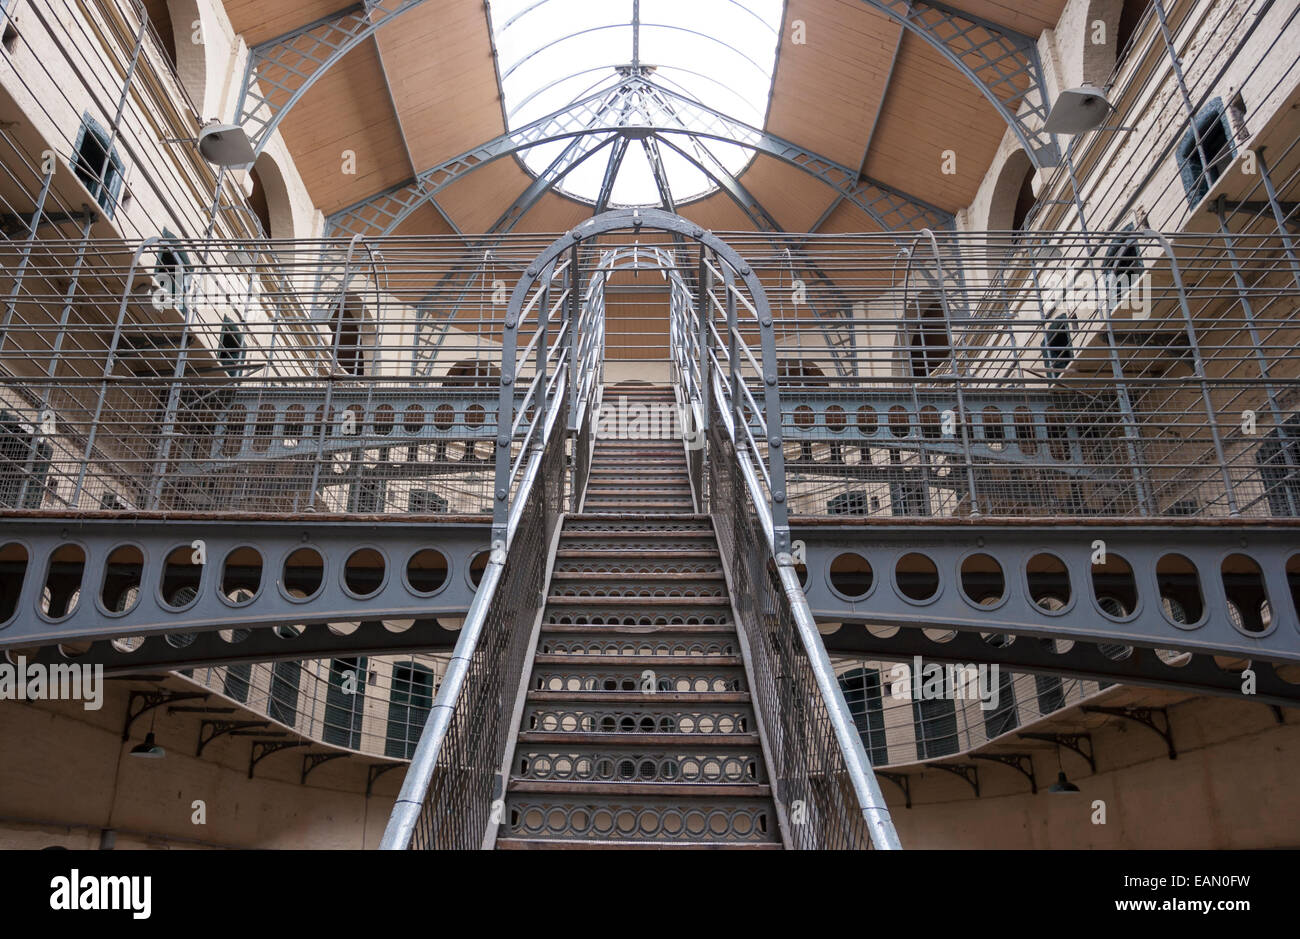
left=128, top=731, right=165, bottom=759
left=1048, top=770, right=1080, bottom=793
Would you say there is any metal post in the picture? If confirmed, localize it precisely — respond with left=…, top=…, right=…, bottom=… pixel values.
left=696, top=250, right=712, bottom=434
left=304, top=237, right=363, bottom=509
left=537, top=277, right=550, bottom=434
left=17, top=212, right=95, bottom=508
left=1153, top=0, right=1215, bottom=200
left=74, top=237, right=161, bottom=506
left=911, top=231, right=980, bottom=516
left=1255, top=149, right=1300, bottom=290
left=724, top=263, right=743, bottom=438
left=1144, top=229, right=1238, bottom=516
left=567, top=243, right=580, bottom=427
left=1214, top=200, right=1298, bottom=515
left=0, top=168, right=53, bottom=342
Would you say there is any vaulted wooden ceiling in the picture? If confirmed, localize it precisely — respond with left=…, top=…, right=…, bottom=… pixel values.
left=218, top=0, right=1067, bottom=236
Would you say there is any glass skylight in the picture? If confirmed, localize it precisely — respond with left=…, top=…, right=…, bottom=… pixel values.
left=487, top=0, right=784, bottom=208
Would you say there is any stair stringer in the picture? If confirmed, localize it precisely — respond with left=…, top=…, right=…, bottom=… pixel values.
left=708, top=515, right=794, bottom=850
left=485, top=513, right=568, bottom=849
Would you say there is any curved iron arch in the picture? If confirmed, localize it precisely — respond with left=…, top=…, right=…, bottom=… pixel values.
left=325, top=80, right=953, bottom=239
left=235, top=0, right=1059, bottom=167
left=492, top=208, right=790, bottom=542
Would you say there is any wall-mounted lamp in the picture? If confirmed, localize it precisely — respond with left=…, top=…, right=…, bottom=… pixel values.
left=1044, top=86, right=1115, bottom=135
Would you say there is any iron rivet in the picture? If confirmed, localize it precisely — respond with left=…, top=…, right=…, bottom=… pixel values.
left=60, top=528, right=68, bottom=539
left=774, top=491, right=786, bottom=502
left=526, top=267, right=537, bottom=277
left=497, top=436, right=509, bottom=446
left=505, top=319, right=516, bottom=329
left=761, top=318, right=772, bottom=327
left=496, top=490, right=506, bottom=500
left=770, top=436, right=782, bottom=446
left=976, top=537, right=985, bottom=548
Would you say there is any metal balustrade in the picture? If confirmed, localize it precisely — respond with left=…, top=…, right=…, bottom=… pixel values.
left=831, top=658, right=1106, bottom=773
left=174, top=651, right=451, bottom=764
left=669, top=229, right=1300, bottom=526
left=381, top=228, right=603, bottom=849
left=0, top=235, right=560, bottom=515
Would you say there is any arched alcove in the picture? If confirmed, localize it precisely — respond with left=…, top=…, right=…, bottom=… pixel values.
left=986, top=148, right=1037, bottom=233
left=141, top=0, right=176, bottom=67
left=247, top=152, right=296, bottom=239
left=166, top=0, right=217, bottom=115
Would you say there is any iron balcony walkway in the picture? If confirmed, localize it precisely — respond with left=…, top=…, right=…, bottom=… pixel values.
left=496, top=385, right=782, bottom=848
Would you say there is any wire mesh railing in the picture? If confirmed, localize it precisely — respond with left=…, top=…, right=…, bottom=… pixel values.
left=708, top=396, right=899, bottom=849
left=700, top=229, right=1300, bottom=523
left=381, top=393, right=568, bottom=849
left=380, top=228, right=604, bottom=849
left=176, top=650, right=451, bottom=760
left=0, top=235, right=562, bottom=515
left=832, top=656, right=1111, bottom=769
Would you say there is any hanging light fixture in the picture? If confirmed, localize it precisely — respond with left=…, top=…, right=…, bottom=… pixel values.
left=1048, top=770, right=1080, bottom=793
left=128, top=707, right=165, bottom=759
left=1047, top=741, right=1078, bottom=792
left=128, top=731, right=165, bottom=759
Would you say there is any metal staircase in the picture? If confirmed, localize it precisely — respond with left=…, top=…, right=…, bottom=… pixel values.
left=496, top=385, right=782, bottom=848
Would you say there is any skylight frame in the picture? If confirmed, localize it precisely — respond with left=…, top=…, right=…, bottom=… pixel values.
left=486, top=0, right=785, bottom=209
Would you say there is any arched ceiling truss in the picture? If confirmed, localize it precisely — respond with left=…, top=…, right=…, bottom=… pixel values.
left=321, top=75, right=955, bottom=239
left=232, top=0, right=1060, bottom=199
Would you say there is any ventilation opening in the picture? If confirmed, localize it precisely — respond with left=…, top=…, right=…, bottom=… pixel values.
left=468, top=550, right=490, bottom=588
left=221, top=547, right=262, bottom=604
left=909, top=305, right=949, bottom=378
left=1221, top=553, right=1271, bottom=634
left=1178, top=99, right=1235, bottom=206
left=1092, top=552, right=1138, bottom=618
left=344, top=548, right=385, bottom=597
left=828, top=552, right=873, bottom=600
left=1044, top=315, right=1074, bottom=377
left=160, top=545, right=203, bottom=609
left=101, top=544, right=143, bottom=614
left=1026, top=553, right=1070, bottom=611
left=406, top=549, right=449, bottom=595
left=895, top=553, right=938, bottom=602
left=283, top=547, right=325, bottom=599
left=961, top=553, right=1005, bottom=606
left=0, top=542, right=29, bottom=623
left=219, top=318, right=246, bottom=376
left=73, top=115, right=124, bottom=215
left=1157, top=553, right=1203, bottom=625
left=42, top=544, right=85, bottom=618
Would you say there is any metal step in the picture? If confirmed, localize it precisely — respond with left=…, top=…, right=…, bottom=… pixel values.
left=496, top=384, right=781, bottom=849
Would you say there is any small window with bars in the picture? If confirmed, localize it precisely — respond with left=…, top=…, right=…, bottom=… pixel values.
left=73, top=114, right=125, bottom=217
